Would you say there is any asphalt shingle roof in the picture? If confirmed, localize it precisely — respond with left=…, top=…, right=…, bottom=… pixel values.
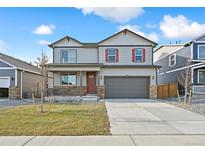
left=0, top=52, right=40, bottom=74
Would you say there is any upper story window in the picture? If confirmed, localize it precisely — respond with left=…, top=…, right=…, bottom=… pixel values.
left=105, top=48, right=119, bottom=63
left=198, top=45, right=205, bottom=59
left=132, top=48, right=145, bottom=63
left=169, top=54, right=176, bottom=67
left=61, top=73, right=77, bottom=85
left=60, top=49, right=77, bottom=63
left=198, top=70, right=205, bottom=83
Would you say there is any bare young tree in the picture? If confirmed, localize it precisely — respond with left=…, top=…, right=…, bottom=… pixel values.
left=178, top=60, right=192, bottom=104
left=35, top=52, right=49, bottom=113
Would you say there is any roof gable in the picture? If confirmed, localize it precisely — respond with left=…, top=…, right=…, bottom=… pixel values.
left=98, top=29, right=157, bottom=46
left=49, top=36, right=83, bottom=47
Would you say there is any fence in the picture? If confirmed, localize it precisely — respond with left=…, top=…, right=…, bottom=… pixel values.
left=157, top=82, right=178, bottom=99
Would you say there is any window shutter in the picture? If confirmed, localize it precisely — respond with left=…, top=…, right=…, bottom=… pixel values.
left=116, top=49, right=119, bottom=62
left=142, top=48, right=146, bottom=62
left=132, top=49, right=135, bottom=62
left=105, top=49, right=109, bottom=62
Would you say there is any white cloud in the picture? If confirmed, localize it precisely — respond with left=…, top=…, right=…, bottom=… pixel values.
left=79, top=7, right=144, bottom=23
left=160, top=15, right=205, bottom=39
left=37, top=40, right=51, bottom=45
left=33, top=24, right=56, bottom=35
left=117, top=24, right=159, bottom=42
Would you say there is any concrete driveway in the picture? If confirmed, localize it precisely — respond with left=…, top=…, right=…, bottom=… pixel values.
left=105, top=99, right=205, bottom=135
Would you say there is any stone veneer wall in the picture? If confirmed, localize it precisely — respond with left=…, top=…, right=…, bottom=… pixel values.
left=53, top=86, right=87, bottom=96
left=97, top=86, right=105, bottom=99
left=150, top=85, right=157, bottom=98
left=9, top=86, right=20, bottom=99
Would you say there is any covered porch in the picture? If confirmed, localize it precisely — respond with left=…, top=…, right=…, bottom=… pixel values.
left=47, top=64, right=104, bottom=98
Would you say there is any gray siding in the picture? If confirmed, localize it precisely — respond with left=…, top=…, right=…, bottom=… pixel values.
left=155, top=46, right=190, bottom=85
left=0, top=60, right=12, bottom=67
left=157, top=70, right=181, bottom=85
left=193, top=43, right=205, bottom=59
left=22, top=71, right=42, bottom=98
left=0, top=69, right=15, bottom=87
left=99, top=46, right=153, bottom=65
left=53, top=48, right=98, bottom=63
left=193, top=69, right=198, bottom=84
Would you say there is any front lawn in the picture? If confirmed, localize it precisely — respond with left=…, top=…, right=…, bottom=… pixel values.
left=0, top=103, right=110, bottom=136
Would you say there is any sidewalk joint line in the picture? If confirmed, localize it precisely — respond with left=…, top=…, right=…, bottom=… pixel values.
left=129, top=135, right=137, bottom=146
left=22, top=136, right=36, bottom=146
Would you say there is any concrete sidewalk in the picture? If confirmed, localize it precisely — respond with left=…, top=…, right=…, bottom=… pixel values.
left=1, top=135, right=205, bottom=146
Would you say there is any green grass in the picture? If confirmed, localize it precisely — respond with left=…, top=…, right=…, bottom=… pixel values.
left=0, top=103, right=110, bottom=136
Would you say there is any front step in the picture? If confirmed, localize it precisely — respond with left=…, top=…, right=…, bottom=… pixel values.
left=82, top=95, right=99, bottom=103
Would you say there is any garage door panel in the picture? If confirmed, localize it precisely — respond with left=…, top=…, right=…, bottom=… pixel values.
left=0, top=77, right=10, bottom=88
left=105, top=77, right=149, bottom=99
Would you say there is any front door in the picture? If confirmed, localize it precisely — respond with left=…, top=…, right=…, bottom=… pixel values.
left=87, top=72, right=96, bottom=93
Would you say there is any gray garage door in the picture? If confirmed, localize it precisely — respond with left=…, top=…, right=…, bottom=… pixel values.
left=105, top=77, right=149, bottom=99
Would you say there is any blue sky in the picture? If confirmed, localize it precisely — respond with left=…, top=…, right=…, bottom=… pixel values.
left=0, top=7, right=205, bottom=63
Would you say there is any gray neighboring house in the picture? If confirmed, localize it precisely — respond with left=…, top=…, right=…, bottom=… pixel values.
left=0, top=52, right=53, bottom=99
left=154, top=33, right=205, bottom=94
left=48, top=29, right=160, bottom=99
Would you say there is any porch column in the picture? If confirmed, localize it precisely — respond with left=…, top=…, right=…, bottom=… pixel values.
left=79, top=71, right=83, bottom=97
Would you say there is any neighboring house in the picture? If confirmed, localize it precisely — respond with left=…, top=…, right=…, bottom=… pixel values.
left=0, top=52, right=53, bottom=99
left=154, top=34, right=205, bottom=94
left=47, top=29, right=159, bottom=99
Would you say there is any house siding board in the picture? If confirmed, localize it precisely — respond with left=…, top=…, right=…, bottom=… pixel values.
left=193, top=42, right=205, bottom=59
left=99, top=31, right=155, bottom=46
left=99, top=68, right=156, bottom=85
left=193, top=69, right=198, bottom=84
left=0, top=69, right=15, bottom=87
left=53, top=47, right=98, bottom=63
left=155, top=46, right=191, bottom=84
left=0, top=60, right=12, bottom=67
left=157, top=70, right=180, bottom=85
left=99, top=46, right=153, bottom=65
left=21, top=71, right=42, bottom=98
left=53, top=37, right=83, bottom=47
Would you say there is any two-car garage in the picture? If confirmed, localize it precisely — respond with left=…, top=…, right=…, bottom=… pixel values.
left=104, top=76, right=150, bottom=99
left=0, top=77, right=10, bottom=98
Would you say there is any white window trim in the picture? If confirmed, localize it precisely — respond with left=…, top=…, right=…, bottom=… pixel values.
left=197, top=45, right=205, bottom=59
left=135, top=49, right=143, bottom=62
left=108, top=48, right=116, bottom=63
left=169, top=54, right=176, bottom=67
left=60, top=73, right=77, bottom=86
left=60, top=49, right=77, bottom=63
left=197, top=69, right=205, bottom=84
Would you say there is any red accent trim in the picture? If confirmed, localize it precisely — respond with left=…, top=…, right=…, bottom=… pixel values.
left=142, top=48, right=145, bottom=62
left=116, top=49, right=119, bottom=62
left=105, top=49, right=108, bottom=62
left=132, top=49, right=135, bottom=62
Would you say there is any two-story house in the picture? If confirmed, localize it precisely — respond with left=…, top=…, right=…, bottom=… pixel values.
left=154, top=33, right=205, bottom=95
left=47, top=29, right=159, bottom=99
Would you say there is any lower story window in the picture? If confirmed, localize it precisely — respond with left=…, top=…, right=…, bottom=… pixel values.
left=61, top=73, right=77, bottom=85
left=199, top=70, right=205, bottom=83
